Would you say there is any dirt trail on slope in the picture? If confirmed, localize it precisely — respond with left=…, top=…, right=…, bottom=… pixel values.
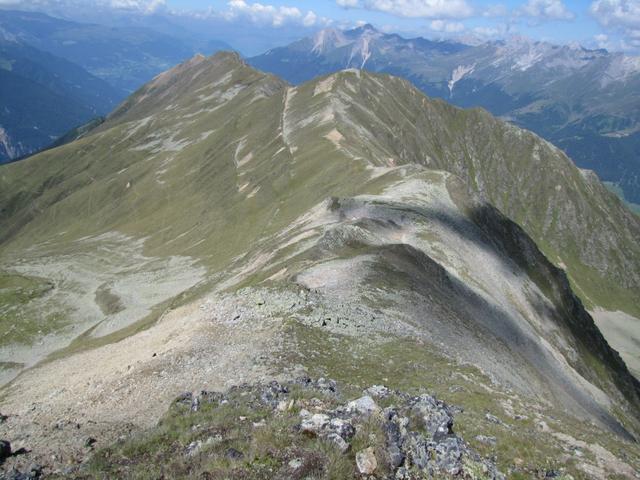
left=0, top=294, right=285, bottom=474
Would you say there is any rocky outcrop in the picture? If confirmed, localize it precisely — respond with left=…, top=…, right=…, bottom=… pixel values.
left=175, top=377, right=504, bottom=479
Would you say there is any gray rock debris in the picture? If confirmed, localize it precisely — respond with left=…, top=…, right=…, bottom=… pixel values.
left=172, top=377, right=504, bottom=479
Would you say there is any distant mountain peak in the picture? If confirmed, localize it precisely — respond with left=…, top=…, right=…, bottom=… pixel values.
left=350, top=23, right=378, bottom=34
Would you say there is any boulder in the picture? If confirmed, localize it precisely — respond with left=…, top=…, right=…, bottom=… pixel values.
left=356, top=447, right=378, bottom=474
left=327, top=432, right=350, bottom=453
left=347, top=395, right=379, bottom=415
left=365, top=385, right=391, bottom=398
left=300, top=413, right=330, bottom=436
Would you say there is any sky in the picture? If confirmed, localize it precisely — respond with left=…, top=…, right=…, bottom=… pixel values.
left=1, top=0, right=639, bottom=54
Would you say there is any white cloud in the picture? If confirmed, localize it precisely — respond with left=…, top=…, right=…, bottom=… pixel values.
left=302, top=10, right=317, bottom=27
left=519, top=0, right=575, bottom=21
left=590, top=0, right=640, bottom=48
left=429, top=19, right=465, bottom=32
left=0, top=0, right=321, bottom=26
left=474, top=26, right=501, bottom=36
left=482, top=4, right=509, bottom=17
left=0, top=0, right=166, bottom=13
left=222, top=0, right=321, bottom=27
left=335, top=0, right=474, bottom=19
left=336, top=0, right=360, bottom=7
left=108, top=0, right=165, bottom=12
left=590, top=0, right=640, bottom=28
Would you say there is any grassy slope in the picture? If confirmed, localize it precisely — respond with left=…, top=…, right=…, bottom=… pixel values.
left=0, top=272, right=58, bottom=347
left=305, top=71, right=640, bottom=318
left=0, top=55, right=638, bottom=391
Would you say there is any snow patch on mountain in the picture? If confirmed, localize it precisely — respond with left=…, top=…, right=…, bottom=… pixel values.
left=0, top=126, right=19, bottom=159
left=601, top=56, right=640, bottom=87
left=349, top=34, right=375, bottom=69
left=513, top=49, right=545, bottom=72
left=312, top=28, right=348, bottom=55
left=448, top=64, right=475, bottom=96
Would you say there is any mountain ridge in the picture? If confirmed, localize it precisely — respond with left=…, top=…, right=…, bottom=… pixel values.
left=249, top=25, right=640, bottom=206
left=1, top=52, right=640, bottom=476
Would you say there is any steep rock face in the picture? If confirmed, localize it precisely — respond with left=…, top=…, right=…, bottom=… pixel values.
left=249, top=26, right=640, bottom=205
left=0, top=52, right=639, bottom=452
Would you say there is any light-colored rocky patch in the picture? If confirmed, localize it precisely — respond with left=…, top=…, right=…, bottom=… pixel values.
left=325, top=128, right=343, bottom=147
left=553, top=432, right=636, bottom=479
left=592, top=309, right=640, bottom=379
left=313, top=75, right=336, bottom=96
left=0, top=232, right=205, bottom=384
left=0, top=291, right=285, bottom=472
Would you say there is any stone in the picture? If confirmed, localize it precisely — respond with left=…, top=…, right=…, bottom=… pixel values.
left=327, top=433, right=350, bottom=453
left=277, top=399, right=294, bottom=411
left=383, top=409, right=406, bottom=468
left=185, top=440, right=202, bottom=457
left=356, top=447, right=378, bottom=474
left=316, top=377, right=338, bottom=393
left=27, top=464, right=42, bottom=479
left=387, top=442, right=404, bottom=468
left=0, top=440, right=11, bottom=460
left=329, top=417, right=355, bottom=440
left=435, top=436, right=463, bottom=474
left=424, top=410, right=453, bottom=439
left=4, top=464, right=43, bottom=480
left=406, top=435, right=430, bottom=469
left=174, top=392, right=193, bottom=410
left=485, top=413, right=502, bottom=425
left=225, top=447, right=244, bottom=460
left=260, top=381, right=288, bottom=407
left=347, top=395, right=379, bottom=415
left=165, top=377, right=504, bottom=479
left=365, top=385, right=391, bottom=398
left=475, top=435, right=497, bottom=446
left=300, top=413, right=330, bottom=435
left=289, top=458, right=304, bottom=470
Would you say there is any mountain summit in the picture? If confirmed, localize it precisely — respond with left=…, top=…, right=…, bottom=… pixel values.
left=1, top=53, right=640, bottom=476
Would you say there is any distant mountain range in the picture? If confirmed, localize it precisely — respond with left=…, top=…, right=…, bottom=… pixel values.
left=0, top=9, right=231, bottom=163
left=0, top=36, right=122, bottom=162
left=249, top=25, right=640, bottom=205
left=0, top=10, right=231, bottom=93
